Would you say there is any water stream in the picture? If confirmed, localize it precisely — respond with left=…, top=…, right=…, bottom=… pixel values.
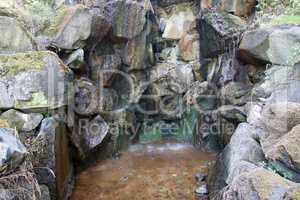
left=71, top=141, right=216, bottom=200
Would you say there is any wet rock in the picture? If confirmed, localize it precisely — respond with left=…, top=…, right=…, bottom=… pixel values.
left=45, top=5, right=92, bottom=50
left=64, top=49, right=85, bottom=70
left=0, top=51, right=74, bottom=110
left=29, top=118, right=73, bottom=200
left=74, top=78, right=99, bottom=115
left=0, top=128, right=27, bottom=175
left=239, top=25, right=300, bottom=66
left=220, top=82, right=252, bottom=106
left=0, top=16, right=36, bottom=54
left=162, top=4, right=196, bottom=40
left=71, top=115, right=109, bottom=158
left=218, top=105, right=246, bottom=123
left=122, top=20, right=152, bottom=70
left=195, top=173, right=207, bottom=182
left=199, top=9, right=247, bottom=58
left=90, top=47, right=122, bottom=86
left=102, top=0, right=152, bottom=40
left=0, top=109, right=43, bottom=132
left=195, top=184, right=209, bottom=196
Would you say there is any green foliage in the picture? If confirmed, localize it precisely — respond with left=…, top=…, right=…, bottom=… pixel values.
left=256, top=0, right=300, bottom=25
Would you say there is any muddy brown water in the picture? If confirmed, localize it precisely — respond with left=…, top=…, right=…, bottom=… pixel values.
left=71, top=141, right=216, bottom=200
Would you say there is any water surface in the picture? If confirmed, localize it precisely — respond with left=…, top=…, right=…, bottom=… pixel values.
left=71, top=141, right=216, bottom=200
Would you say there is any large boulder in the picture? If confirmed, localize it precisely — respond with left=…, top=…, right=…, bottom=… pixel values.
left=211, top=123, right=266, bottom=193
left=199, top=9, right=247, bottom=58
left=89, top=42, right=122, bottom=86
left=162, top=3, right=196, bottom=40
left=221, top=168, right=300, bottom=200
left=264, top=124, right=300, bottom=172
left=101, top=0, right=152, bottom=40
left=29, top=117, right=73, bottom=200
left=121, top=20, right=152, bottom=70
left=0, top=128, right=27, bottom=175
left=252, top=65, right=300, bottom=99
left=0, top=16, right=36, bottom=54
left=71, top=115, right=109, bottom=158
left=239, top=25, right=300, bottom=66
left=260, top=102, right=300, bottom=137
left=0, top=109, right=43, bottom=132
left=43, top=5, right=92, bottom=50
left=0, top=51, right=74, bottom=110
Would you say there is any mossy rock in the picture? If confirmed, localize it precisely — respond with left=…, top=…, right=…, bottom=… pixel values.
left=0, top=51, right=73, bottom=110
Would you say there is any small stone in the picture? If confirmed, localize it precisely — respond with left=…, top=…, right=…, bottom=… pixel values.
left=195, top=184, right=209, bottom=196
left=195, top=173, right=207, bottom=182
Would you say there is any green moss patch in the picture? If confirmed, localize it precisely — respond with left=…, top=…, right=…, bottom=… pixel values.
left=0, top=51, right=49, bottom=76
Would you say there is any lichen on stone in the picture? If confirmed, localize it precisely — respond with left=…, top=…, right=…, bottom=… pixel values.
left=15, top=91, right=48, bottom=109
left=0, top=51, right=49, bottom=76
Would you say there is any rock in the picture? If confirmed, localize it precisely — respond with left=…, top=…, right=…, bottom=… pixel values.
left=0, top=171, right=40, bottom=200
left=150, top=62, right=195, bottom=94
left=201, top=54, right=243, bottom=86
left=252, top=65, right=300, bottom=99
left=195, top=173, right=207, bottom=182
left=199, top=9, right=247, bottom=58
left=216, top=123, right=266, bottom=186
left=89, top=46, right=122, bottom=86
left=71, top=115, right=109, bottom=158
left=1, top=109, right=43, bottom=132
left=220, top=0, right=256, bottom=17
left=153, top=0, right=194, bottom=7
left=239, top=25, right=300, bottom=66
left=0, top=51, right=74, bottom=110
left=74, top=78, right=99, bottom=115
left=260, top=102, right=300, bottom=137
left=265, top=124, right=300, bottom=172
left=45, top=5, right=92, bottom=50
left=88, top=7, right=111, bottom=41
left=218, top=105, right=247, bottom=123
left=122, top=20, right=152, bottom=70
left=38, top=185, right=51, bottom=200
left=195, top=184, right=209, bottom=196
left=29, top=118, right=73, bottom=200
left=64, top=49, right=85, bottom=69
left=0, top=128, right=27, bottom=175
left=178, top=32, right=200, bottom=61
left=162, top=4, right=196, bottom=40
left=0, top=16, right=36, bottom=54
left=102, top=0, right=152, bottom=40
left=220, top=82, right=252, bottom=106
left=222, top=168, right=300, bottom=200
